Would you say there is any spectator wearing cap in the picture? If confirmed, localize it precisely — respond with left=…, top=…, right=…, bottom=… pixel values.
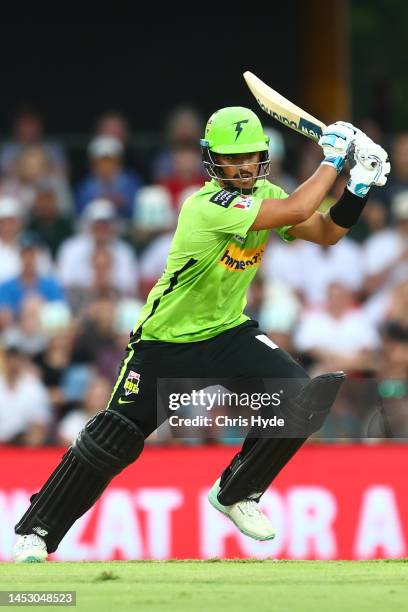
left=75, top=135, right=142, bottom=219
left=56, top=199, right=139, bottom=299
left=0, top=233, right=65, bottom=321
left=0, top=344, right=51, bottom=446
left=28, top=178, right=74, bottom=257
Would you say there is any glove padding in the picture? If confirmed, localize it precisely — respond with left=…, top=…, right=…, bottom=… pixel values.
left=319, top=121, right=357, bottom=173
left=347, top=133, right=391, bottom=197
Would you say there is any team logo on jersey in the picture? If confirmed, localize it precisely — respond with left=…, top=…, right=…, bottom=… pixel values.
left=123, top=370, right=141, bottom=396
left=210, top=190, right=238, bottom=208
left=233, top=196, right=253, bottom=210
left=219, top=242, right=266, bottom=272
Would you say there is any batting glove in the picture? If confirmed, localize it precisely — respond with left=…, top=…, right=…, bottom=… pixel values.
left=347, top=133, right=391, bottom=197
left=319, top=121, right=357, bottom=173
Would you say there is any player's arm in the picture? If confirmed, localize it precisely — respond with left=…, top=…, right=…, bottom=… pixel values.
left=286, top=210, right=347, bottom=245
left=250, top=164, right=337, bottom=231
left=250, top=121, right=355, bottom=232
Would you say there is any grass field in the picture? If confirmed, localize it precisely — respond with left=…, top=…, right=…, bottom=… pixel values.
left=1, top=560, right=407, bottom=611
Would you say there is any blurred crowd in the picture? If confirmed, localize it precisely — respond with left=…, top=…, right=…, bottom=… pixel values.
left=0, top=107, right=407, bottom=447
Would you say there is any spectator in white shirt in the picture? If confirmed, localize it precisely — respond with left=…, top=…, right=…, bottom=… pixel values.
left=0, top=345, right=51, bottom=445
left=294, top=282, right=380, bottom=373
left=364, top=191, right=408, bottom=296
left=57, top=199, right=139, bottom=296
left=263, top=235, right=364, bottom=306
left=139, top=231, right=174, bottom=299
left=0, top=197, right=24, bottom=284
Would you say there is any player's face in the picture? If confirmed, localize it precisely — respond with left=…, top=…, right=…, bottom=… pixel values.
left=214, top=152, right=261, bottom=190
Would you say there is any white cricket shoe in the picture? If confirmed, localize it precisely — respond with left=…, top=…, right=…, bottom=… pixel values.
left=208, top=478, right=275, bottom=541
left=13, top=534, right=48, bottom=563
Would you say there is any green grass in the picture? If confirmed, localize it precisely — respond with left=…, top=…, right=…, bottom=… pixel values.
left=1, top=560, right=407, bottom=611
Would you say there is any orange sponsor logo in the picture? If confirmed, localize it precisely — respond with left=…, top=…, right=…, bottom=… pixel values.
left=219, top=242, right=266, bottom=272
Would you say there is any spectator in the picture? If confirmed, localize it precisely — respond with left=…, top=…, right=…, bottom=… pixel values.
left=133, top=185, right=175, bottom=252
left=57, top=375, right=111, bottom=446
left=158, top=145, right=205, bottom=210
left=0, top=234, right=65, bottom=322
left=364, top=191, right=408, bottom=299
left=0, top=196, right=24, bottom=284
left=72, top=296, right=123, bottom=382
left=34, top=326, right=76, bottom=416
left=1, top=295, right=47, bottom=357
left=0, top=145, right=73, bottom=215
left=386, top=280, right=408, bottom=329
left=378, top=322, right=408, bottom=380
left=95, top=112, right=130, bottom=145
left=76, top=136, right=142, bottom=219
left=263, top=234, right=364, bottom=306
left=258, top=282, right=300, bottom=353
left=294, top=282, right=380, bottom=373
left=28, top=178, right=74, bottom=257
left=139, top=231, right=173, bottom=299
left=57, top=199, right=139, bottom=299
left=67, top=246, right=122, bottom=314
left=151, top=107, right=204, bottom=182
left=0, top=108, right=68, bottom=178
left=0, top=344, right=51, bottom=445
left=369, top=322, right=408, bottom=438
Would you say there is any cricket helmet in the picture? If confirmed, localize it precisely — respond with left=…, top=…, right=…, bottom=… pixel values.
left=200, top=107, right=270, bottom=184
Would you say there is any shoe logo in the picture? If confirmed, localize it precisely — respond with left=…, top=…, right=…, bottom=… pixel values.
left=33, top=527, right=48, bottom=537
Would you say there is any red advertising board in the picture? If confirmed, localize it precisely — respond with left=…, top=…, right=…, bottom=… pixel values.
left=1, top=444, right=407, bottom=561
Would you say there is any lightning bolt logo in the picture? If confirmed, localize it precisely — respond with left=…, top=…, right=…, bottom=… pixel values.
left=233, top=119, right=249, bottom=141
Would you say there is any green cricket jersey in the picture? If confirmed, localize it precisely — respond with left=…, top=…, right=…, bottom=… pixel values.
left=133, top=179, right=294, bottom=342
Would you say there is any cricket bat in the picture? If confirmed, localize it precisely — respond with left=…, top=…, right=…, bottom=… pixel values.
left=243, top=71, right=327, bottom=142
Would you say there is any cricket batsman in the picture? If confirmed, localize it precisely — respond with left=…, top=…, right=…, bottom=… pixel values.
left=13, top=107, right=390, bottom=562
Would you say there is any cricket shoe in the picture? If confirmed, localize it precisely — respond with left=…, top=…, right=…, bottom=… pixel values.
left=208, top=478, right=275, bottom=541
left=13, top=534, right=48, bottom=563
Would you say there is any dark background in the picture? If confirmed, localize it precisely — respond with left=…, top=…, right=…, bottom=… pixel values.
left=0, top=5, right=302, bottom=134
left=0, top=1, right=406, bottom=141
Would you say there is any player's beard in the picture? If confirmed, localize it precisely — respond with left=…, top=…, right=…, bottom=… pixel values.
left=231, top=173, right=257, bottom=194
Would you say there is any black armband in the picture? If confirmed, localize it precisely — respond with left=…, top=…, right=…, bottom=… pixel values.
left=329, top=187, right=369, bottom=229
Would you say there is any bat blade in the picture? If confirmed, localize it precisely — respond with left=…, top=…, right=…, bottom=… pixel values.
left=243, top=71, right=326, bottom=142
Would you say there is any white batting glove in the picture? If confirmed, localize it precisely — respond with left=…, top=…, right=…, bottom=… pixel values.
left=347, top=133, right=391, bottom=197
left=319, top=121, right=357, bottom=173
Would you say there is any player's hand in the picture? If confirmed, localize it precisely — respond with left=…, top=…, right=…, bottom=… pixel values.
left=319, top=121, right=357, bottom=173
left=347, top=133, right=391, bottom=197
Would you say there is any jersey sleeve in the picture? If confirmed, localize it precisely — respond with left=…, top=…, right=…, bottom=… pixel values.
left=201, top=189, right=263, bottom=238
